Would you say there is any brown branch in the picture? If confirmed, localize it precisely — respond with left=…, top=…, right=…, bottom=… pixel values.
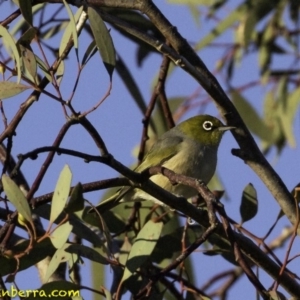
left=43, top=0, right=299, bottom=235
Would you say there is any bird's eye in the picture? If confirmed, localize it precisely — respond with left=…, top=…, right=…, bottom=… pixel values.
left=203, top=120, right=213, bottom=131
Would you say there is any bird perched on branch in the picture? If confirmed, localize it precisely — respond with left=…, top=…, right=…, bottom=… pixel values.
left=92, top=115, right=235, bottom=213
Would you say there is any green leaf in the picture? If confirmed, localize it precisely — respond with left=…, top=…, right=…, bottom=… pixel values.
left=0, top=237, right=55, bottom=276
left=56, top=60, right=64, bottom=86
left=240, top=183, right=258, bottom=223
left=81, top=40, right=97, bottom=66
left=19, top=44, right=37, bottom=81
left=11, top=4, right=44, bottom=36
left=17, top=27, right=37, bottom=45
left=65, top=182, right=85, bottom=213
left=88, top=7, right=116, bottom=79
left=122, top=220, right=163, bottom=282
left=2, top=174, right=32, bottom=223
left=277, top=85, right=300, bottom=148
left=196, top=4, right=242, bottom=50
left=19, top=0, right=33, bottom=25
left=59, top=2, right=82, bottom=56
left=44, top=246, right=71, bottom=283
left=115, top=55, right=148, bottom=118
left=268, top=290, right=287, bottom=300
left=0, top=25, right=22, bottom=83
left=35, top=55, right=53, bottom=83
left=49, top=165, right=72, bottom=225
left=65, top=244, right=109, bottom=265
left=231, top=89, right=275, bottom=143
left=0, top=81, right=31, bottom=99
left=50, top=222, right=73, bottom=249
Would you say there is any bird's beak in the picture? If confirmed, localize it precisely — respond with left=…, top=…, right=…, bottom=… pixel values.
left=218, top=125, right=236, bottom=132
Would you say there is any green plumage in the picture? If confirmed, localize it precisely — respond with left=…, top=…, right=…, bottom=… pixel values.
left=94, top=115, right=234, bottom=212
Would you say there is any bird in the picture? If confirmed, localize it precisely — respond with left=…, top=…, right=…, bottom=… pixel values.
left=93, top=115, right=235, bottom=213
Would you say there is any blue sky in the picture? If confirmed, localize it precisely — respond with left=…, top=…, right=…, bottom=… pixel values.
left=1, top=1, right=300, bottom=299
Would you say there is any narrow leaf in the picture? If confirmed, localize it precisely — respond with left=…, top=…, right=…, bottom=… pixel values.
left=81, top=40, right=97, bottom=66
left=49, top=165, right=72, bottom=225
left=88, top=7, right=116, bottom=79
left=122, top=220, right=163, bottom=282
left=17, top=27, right=37, bottom=45
left=0, top=81, right=31, bottom=99
left=0, top=25, right=22, bottom=83
left=2, top=174, right=32, bottom=223
left=44, top=246, right=70, bottom=283
left=35, top=55, right=53, bottom=82
left=19, top=44, right=37, bottom=81
left=65, top=182, right=84, bottom=213
left=65, top=244, right=109, bottom=265
left=56, top=60, right=64, bottom=86
left=50, top=222, right=73, bottom=249
left=240, top=183, right=258, bottom=223
left=19, top=0, right=33, bottom=25
left=231, top=90, right=275, bottom=143
left=115, top=56, right=147, bottom=116
left=59, top=1, right=81, bottom=56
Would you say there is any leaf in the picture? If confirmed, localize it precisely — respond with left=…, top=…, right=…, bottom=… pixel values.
left=81, top=40, right=97, bottom=66
left=11, top=4, right=44, bottom=36
left=50, top=222, right=73, bottom=249
left=231, top=89, right=275, bottom=143
left=115, top=55, right=147, bottom=117
left=59, top=2, right=82, bottom=56
left=88, top=7, right=116, bottom=79
left=19, top=0, right=33, bottom=25
left=44, top=246, right=71, bottom=283
left=0, top=25, right=22, bottom=83
left=65, top=182, right=85, bottom=213
left=196, top=5, right=242, bottom=50
left=122, top=220, right=163, bottom=282
left=49, top=165, right=72, bottom=225
left=0, top=238, right=55, bottom=276
left=2, top=174, right=32, bottom=223
left=240, top=183, right=258, bottom=223
left=19, top=44, right=37, bottom=81
left=268, top=290, right=287, bottom=300
left=65, top=244, right=109, bottom=265
left=0, top=81, right=31, bottom=99
left=56, top=60, right=64, bottom=86
left=277, top=85, right=300, bottom=148
left=35, top=55, right=53, bottom=82
left=17, top=27, right=37, bottom=45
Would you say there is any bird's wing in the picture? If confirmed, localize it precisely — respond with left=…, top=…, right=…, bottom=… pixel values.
left=93, top=135, right=183, bottom=213
left=135, top=135, right=184, bottom=172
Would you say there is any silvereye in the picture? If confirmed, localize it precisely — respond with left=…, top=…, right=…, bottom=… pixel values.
left=95, top=115, right=234, bottom=212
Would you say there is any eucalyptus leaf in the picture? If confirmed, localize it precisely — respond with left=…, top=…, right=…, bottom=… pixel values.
left=65, top=244, right=109, bottom=265
left=59, top=2, right=82, bottom=56
left=65, top=182, right=84, bottom=213
left=231, top=89, right=275, bottom=143
left=0, top=81, right=31, bottom=99
left=88, top=7, right=116, bottom=79
left=50, top=222, right=73, bottom=249
left=19, top=0, right=32, bottom=25
left=49, top=165, right=72, bottom=225
left=2, top=174, right=32, bottom=223
left=19, top=44, right=37, bottom=81
left=240, top=183, right=258, bottom=223
left=122, top=220, right=163, bottom=283
left=0, top=25, right=22, bottom=83
left=44, top=246, right=71, bottom=283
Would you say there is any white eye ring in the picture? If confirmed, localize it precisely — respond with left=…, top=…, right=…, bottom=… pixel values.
left=203, top=120, right=213, bottom=131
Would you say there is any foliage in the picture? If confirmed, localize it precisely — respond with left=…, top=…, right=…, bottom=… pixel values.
left=0, top=0, right=300, bottom=299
